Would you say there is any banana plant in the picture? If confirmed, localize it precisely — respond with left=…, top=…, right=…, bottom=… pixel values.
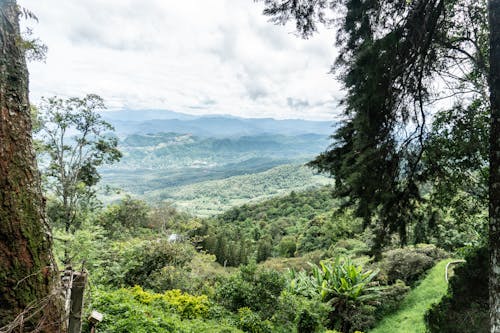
left=288, top=256, right=381, bottom=307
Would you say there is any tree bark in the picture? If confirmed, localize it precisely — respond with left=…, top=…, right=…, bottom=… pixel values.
left=0, top=0, right=62, bottom=331
left=489, top=0, right=500, bottom=331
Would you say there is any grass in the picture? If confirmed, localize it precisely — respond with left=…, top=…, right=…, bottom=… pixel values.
left=370, top=259, right=452, bottom=333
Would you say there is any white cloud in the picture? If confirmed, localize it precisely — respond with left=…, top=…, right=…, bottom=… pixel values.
left=19, top=0, right=343, bottom=120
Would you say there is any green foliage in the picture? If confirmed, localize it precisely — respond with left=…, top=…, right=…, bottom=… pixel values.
left=289, top=258, right=380, bottom=304
left=260, top=0, right=488, bottom=254
left=425, top=246, right=488, bottom=333
left=99, top=196, right=151, bottom=238
left=326, top=239, right=369, bottom=258
left=115, top=238, right=195, bottom=291
left=52, top=218, right=108, bottom=269
left=272, top=291, right=329, bottom=333
left=20, top=27, right=47, bottom=62
left=374, top=280, right=410, bottom=320
left=278, top=235, right=297, bottom=257
left=149, top=201, right=194, bottom=234
left=371, top=260, right=451, bottom=333
left=237, top=308, right=273, bottom=333
left=425, top=98, right=489, bottom=220
left=202, top=186, right=361, bottom=266
left=296, top=308, right=321, bottom=333
left=37, top=94, right=121, bottom=233
left=217, top=262, right=285, bottom=318
left=288, top=257, right=380, bottom=332
left=91, top=286, right=242, bottom=333
left=130, top=286, right=209, bottom=319
left=378, top=244, right=447, bottom=286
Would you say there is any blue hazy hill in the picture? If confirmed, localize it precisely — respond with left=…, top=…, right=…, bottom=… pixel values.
left=101, top=109, right=334, bottom=137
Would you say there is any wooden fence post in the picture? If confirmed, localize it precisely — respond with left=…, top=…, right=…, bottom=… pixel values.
left=68, top=271, right=87, bottom=333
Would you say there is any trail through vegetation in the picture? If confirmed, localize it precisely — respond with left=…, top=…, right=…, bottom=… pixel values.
left=370, top=260, right=452, bottom=333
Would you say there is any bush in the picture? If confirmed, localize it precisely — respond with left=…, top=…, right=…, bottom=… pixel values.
left=99, top=196, right=151, bottom=238
left=237, top=308, right=273, bottom=333
left=52, top=219, right=108, bottom=269
left=278, top=236, right=297, bottom=257
left=374, top=279, right=410, bottom=320
left=288, top=257, right=380, bottom=333
left=102, top=238, right=196, bottom=291
left=327, top=238, right=369, bottom=258
left=128, top=286, right=210, bottom=319
left=296, top=308, right=320, bottom=333
left=378, top=244, right=447, bottom=285
left=216, top=262, right=285, bottom=318
left=425, top=246, right=488, bottom=333
left=272, top=291, right=328, bottom=333
left=90, top=287, right=242, bottom=333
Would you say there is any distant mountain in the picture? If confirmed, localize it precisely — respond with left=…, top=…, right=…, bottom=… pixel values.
left=111, top=132, right=329, bottom=170
left=103, top=109, right=197, bottom=121
left=101, top=109, right=334, bottom=138
left=98, top=132, right=330, bottom=200
left=97, top=111, right=335, bottom=213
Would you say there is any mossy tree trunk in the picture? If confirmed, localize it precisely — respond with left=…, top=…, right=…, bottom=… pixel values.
left=490, top=0, right=500, bottom=331
left=0, top=0, right=62, bottom=331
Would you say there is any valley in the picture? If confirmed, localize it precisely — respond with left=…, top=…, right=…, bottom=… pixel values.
left=98, top=111, right=334, bottom=215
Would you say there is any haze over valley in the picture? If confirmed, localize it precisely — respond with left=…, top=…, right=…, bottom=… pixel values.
left=99, top=110, right=335, bottom=215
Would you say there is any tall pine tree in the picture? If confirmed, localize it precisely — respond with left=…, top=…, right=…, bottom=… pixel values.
left=488, top=0, right=500, bottom=329
left=0, top=1, right=62, bottom=331
left=258, top=0, right=499, bottom=330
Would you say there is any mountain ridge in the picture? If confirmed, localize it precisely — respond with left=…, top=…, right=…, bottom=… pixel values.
left=101, top=109, right=335, bottom=138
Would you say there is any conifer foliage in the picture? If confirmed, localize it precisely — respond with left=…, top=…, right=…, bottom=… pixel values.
left=259, top=0, right=498, bottom=330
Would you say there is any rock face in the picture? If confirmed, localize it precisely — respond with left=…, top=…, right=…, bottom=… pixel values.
left=0, top=1, right=62, bottom=331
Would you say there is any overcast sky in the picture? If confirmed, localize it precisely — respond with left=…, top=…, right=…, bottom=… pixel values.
left=19, top=0, right=343, bottom=120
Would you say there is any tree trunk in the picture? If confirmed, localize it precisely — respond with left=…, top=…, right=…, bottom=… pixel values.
left=489, top=0, right=500, bottom=331
left=0, top=1, right=62, bottom=331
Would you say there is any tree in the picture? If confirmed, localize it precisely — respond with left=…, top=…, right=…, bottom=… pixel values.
left=488, top=0, right=500, bottom=329
left=0, top=1, right=62, bottom=331
left=99, top=195, right=150, bottom=238
left=258, top=0, right=499, bottom=330
left=37, top=94, right=121, bottom=233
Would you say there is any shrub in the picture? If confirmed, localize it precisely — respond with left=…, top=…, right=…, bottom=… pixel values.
left=126, top=240, right=194, bottom=287
left=216, top=262, right=285, bottom=318
left=327, top=238, right=369, bottom=258
left=278, top=236, right=297, bottom=258
left=296, top=308, right=320, bottom=333
left=374, top=279, right=410, bottom=320
left=90, top=287, right=242, bottom=333
left=99, top=196, right=151, bottom=238
left=272, top=291, right=328, bottom=333
left=378, top=244, right=447, bottom=285
left=128, top=286, right=210, bottom=319
left=102, top=238, right=196, bottom=291
left=237, top=308, right=273, bottom=333
left=425, top=246, right=488, bottom=333
left=288, top=257, right=381, bottom=332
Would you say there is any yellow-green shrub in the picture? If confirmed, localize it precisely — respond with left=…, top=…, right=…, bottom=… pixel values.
left=128, top=285, right=209, bottom=319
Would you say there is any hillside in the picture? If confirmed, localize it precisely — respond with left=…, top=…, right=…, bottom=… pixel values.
left=144, top=164, right=333, bottom=216
left=197, top=184, right=360, bottom=266
left=370, top=260, right=452, bottom=333
left=99, top=132, right=331, bottom=209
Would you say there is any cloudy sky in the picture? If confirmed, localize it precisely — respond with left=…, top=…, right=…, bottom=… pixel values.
left=19, top=0, right=343, bottom=120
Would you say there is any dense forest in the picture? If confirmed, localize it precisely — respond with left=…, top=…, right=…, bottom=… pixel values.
left=1, top=0, right=499, bottom=332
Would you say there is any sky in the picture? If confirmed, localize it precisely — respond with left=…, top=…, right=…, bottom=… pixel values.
left=19, top=0, right=343, bottom=120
